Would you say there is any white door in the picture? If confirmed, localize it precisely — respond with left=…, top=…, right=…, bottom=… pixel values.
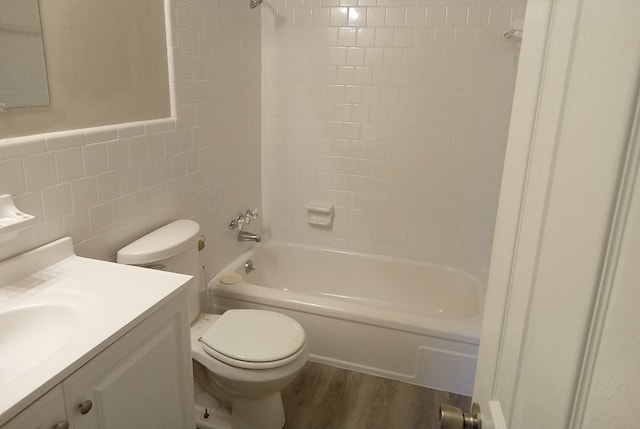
left=471, top=1, right=640, bottom=428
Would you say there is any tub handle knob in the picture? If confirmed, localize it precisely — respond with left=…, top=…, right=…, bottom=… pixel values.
left=229, top=208, right=259, bottom=230
left=244, top=260, right=255, bottom=273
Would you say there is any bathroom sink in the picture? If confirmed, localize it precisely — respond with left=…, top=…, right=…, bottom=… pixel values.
left=0, top=304, right=78, bottom=384
left=0, top=236, right=191, bottom=425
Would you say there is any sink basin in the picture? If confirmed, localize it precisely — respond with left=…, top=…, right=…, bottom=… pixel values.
left=0, top=304, right=78, bottom=384
left=0, top=236, right=191, bottom=425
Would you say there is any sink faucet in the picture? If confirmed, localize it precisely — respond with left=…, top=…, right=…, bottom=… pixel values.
left=237, top=230, right=261, bottom=243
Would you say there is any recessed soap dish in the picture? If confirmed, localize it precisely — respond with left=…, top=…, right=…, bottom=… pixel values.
left=0, top=194, right=36, bottom=242
left=306, top=202, right=334, bottom=227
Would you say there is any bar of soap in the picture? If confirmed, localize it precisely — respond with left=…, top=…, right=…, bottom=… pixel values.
left=219, top=272, right=242, bottom=285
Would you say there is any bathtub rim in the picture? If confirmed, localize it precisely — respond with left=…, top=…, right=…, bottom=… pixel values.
left=208, top=241, right=483, bottom=346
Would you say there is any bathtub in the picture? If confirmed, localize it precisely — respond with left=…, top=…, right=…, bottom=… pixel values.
left=208, top=242, right=482, bottom=395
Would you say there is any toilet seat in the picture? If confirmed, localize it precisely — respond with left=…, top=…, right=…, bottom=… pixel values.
left=198, top=309, right=306, bottom=370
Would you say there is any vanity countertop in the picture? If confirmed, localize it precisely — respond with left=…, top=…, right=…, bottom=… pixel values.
left=0, top=237, right=191, bottom=425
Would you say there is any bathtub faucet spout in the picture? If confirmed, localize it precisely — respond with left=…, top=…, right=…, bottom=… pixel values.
left=238, top=230, right=262, bottom=243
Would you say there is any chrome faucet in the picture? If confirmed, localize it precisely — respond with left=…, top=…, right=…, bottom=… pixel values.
left=229, top=209, right=261, bottom=242
left=237, top=230, right=261, bottom=243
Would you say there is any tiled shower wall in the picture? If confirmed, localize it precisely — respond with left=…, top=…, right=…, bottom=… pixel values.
left=261, top=0, right=525, bottom=275
left=0, top=0, right=261, bottom=281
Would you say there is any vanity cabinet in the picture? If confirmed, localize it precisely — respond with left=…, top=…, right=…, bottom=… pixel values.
left=1, top=386, right=67, bottom=429
left=63, top=296, right=193, bottom=429
left=1, top=295, right=194, bottom=429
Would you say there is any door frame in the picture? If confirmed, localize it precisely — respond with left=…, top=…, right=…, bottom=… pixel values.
left=472, top=0, right=640, bottom=427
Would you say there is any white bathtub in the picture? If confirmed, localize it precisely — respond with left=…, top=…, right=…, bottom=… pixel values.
left=208, top=242, right=482, bottom=395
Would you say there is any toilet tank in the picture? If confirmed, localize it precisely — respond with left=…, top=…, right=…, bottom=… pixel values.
left=117, top=219, right=203, bottom=323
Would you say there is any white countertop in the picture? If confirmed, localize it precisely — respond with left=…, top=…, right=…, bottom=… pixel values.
left=0, top=237, right=191, bottom=425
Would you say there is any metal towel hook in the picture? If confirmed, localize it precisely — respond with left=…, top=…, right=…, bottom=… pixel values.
left=503, top=19, right=524, bottom=41
left=503, top=28, right=522, bottom=40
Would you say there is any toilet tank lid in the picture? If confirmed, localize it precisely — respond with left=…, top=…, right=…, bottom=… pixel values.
left=117, top=219, right=200, bottom=265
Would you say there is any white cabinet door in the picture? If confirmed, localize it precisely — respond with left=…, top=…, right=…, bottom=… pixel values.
left=2, top=385, right=67, bottom=429
left=63, top=300, right=194, bottom=429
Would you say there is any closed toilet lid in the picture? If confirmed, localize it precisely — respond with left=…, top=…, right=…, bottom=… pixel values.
left=198, top=309, right=305, bottom=368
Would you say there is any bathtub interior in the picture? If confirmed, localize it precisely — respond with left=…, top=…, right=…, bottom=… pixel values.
left=237, top=243, right=481, bottom=320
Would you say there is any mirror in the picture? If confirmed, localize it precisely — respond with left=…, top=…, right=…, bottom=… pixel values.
left=0, top=0, right=50, bottom=108
left=0, top=0, right=170, bottom=139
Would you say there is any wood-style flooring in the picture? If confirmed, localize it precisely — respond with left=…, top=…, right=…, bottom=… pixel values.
left=281, top=362, right=471, bottom=429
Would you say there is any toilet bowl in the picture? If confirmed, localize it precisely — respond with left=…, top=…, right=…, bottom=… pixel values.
left=117, top=220, right=308, bottom=429
left=192, top=311, right=308, bottom=429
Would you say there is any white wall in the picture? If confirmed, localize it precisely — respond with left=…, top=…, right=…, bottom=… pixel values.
left=261, top=0, right=525, bottom=276
left=0, top=0, right=262, bottom=282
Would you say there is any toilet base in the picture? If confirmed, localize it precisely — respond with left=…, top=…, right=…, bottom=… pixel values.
left=195, top=373, right=285, bottom=429
left=232, top=392, right=285, bottom=429
left=195, top=403, right=229, bottom=429
left=194, top=378, right=231, bottom=429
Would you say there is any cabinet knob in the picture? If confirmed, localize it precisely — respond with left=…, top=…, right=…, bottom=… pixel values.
left=78, top=399, right=93, bottom=415
left=53, top=420, right=70, bottom=429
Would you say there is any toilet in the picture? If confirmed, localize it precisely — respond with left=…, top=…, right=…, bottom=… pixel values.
left=117, top=219, right=308, bottom=429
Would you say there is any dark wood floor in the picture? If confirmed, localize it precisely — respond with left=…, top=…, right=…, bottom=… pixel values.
left=281, top=362, right=471, bottom=429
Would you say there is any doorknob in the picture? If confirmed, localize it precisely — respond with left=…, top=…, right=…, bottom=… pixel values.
left=439, top=402, right=482, bottom=429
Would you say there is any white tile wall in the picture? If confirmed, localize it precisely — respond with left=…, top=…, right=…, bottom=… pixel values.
left=0, top=0, right=262, bottom=282
left=261, top=0, right=525, bottom=276
left=1, top=0, right=524, bottom=281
